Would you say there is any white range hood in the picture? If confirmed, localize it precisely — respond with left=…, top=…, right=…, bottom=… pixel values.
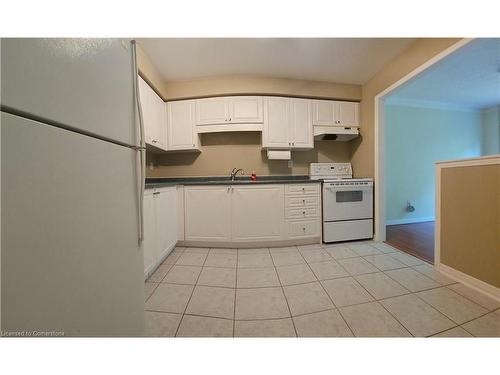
left=313, top=126, right=359, bottom=141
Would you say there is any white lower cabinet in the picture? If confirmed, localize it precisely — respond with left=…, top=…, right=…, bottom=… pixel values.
left=143, top=191, right=157, bottom=276
left=287, top=219, right=320, bottom=239
left=143, top=187, right=178, bottom=278
left=231, top=185, right=284, bottom=241
left=184, top=186, right=231, bottom=241
left=183, top=183, right=320, bottom=245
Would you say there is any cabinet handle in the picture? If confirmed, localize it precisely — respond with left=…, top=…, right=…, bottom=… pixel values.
left=152, top=140, right=157, bottom=143
left=229, top=117, right=232, bottom=122
left=192, top=144, right=195, bottom=147
left=227, top=186, right=230, bottom=192
left=302, top=227, right=306, bottom=231
left=153, top=192, right=160, bottom=196
left=302, top=211, right=306, bottom=215
left=302, top=199, right=305, bottom=203
left=225, top=118, right=228, bottom=122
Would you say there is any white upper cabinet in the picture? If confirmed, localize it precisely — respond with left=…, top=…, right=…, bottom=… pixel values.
left=195, top=97, right=229, bottom=126
left=167, top=100, right=199, bottom=151
left=312, top=100, right=360, bottom=128
left=290, top=98, right=313, bottom=148
left=138, top=76, right=167, bottom=150
left=263, top=97, right=290, bottom=148
left=337, top=101, right=359, bottom=127
left=195, top=96, right=263, bottom=129
left=229, top=96, right=263, bottom=123
left=263, top=97, right=313, bottom=149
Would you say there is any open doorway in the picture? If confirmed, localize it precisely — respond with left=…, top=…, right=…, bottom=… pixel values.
left=375, top=38, right=500, bottom=263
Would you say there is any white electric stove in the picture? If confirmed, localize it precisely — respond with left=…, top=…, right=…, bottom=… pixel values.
left=310, top=163, right=374, bottom=243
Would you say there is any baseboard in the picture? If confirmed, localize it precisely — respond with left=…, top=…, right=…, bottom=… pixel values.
left=178, top=237, right=321, bottom=249
left=144, top=242, right=177, bottom=281
left=436, top=263, right=500, bottom=303
left=386, top=217, right=435, bottom=226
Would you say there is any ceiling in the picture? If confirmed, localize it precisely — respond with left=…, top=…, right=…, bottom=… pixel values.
left=137, top=38, right=415, bottom=84
left=386, top=38, right=500, bottom=110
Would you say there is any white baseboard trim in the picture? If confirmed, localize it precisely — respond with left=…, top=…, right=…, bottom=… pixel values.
left=436, top=263, right=500, bottom=303
left=178, top=237, right=321, bottom=249
left=386, top=217, right=435, bottom=226
left=144, top=241, right=177, bottom=281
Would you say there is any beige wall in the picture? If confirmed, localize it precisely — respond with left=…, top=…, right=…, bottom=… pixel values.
left=439, top=163, right=500, bottom=288
left=136, top=44, right=167, bottom=100
left=351, top=38, right=462, bottom=178
left=146, top=132, right=351, bottom=177
left=163, top=75, right=361, bottom=101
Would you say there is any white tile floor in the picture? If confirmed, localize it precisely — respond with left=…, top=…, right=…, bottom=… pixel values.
left=144, top=242, right=500, bottom=337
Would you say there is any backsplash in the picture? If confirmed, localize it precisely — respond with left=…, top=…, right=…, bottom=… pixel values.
left=146, top=132, right=352, bottom=177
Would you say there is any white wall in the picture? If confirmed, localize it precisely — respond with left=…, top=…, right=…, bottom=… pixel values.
left=385, top=104, right=483, bottom=225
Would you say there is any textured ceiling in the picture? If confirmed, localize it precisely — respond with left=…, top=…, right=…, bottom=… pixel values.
left=387, top=38, right=500, bottom=110
left=137, top=38, right=415, bottom=84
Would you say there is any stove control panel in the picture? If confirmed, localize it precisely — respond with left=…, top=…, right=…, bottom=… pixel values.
left=309, top=163, right=353, bottom=180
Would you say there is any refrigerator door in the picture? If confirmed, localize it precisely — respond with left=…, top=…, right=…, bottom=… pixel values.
left=1, top=112, right=144, bottom=336
left=1, top=38, right=138, bottom=146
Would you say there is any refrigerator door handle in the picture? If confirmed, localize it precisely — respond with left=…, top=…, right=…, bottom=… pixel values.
left=131, top=40, right=146, bottom=245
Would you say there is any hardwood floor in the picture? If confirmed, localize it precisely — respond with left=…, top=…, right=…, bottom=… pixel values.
left=385, top=221, right=435, bottom=264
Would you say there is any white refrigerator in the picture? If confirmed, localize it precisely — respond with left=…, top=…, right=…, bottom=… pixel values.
left=1, top=38, right=145, bottom=336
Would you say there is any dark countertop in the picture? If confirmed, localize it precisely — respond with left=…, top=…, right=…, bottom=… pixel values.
left=145, top=175, right=321, bottom=189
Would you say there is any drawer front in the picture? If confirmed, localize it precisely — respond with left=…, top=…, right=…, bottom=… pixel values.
left=285, top=184, right=319, bottom=196
left=286, top=195, right=319, bottom=208
left=287, top=219, right=320, bottom=238
left=286, top=207, right=320, bottom=219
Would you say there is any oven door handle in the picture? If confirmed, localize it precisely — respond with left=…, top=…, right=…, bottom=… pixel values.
left=325, top=187, right=372, bottom=192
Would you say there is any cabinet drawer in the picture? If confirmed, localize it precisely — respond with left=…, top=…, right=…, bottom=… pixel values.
left=286, top=196, right=319, bottom=208
left=287, top=219, right=320, bottom=238
left=286, top=207, right=320, bottom=219
left=285, top=184, right=319, bottom=195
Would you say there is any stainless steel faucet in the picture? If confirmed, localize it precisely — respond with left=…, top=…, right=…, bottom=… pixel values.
left=230, top=168, right=244, bottom=181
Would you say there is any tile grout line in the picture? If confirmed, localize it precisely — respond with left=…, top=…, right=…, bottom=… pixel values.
left=297, top=247, right=357, bottom=337
left=173, top=247, right=209, bottom=337
left=146, top=244, right=498, bottom=337
left=144, top=247, right=186, bottom=302
left=332, top=255, right=415, bottom=337
left=441, top=284, right=500, bottom=312
left=270, top=246, right=298, bottom=338
left=427, top=324, right=461, bottom=337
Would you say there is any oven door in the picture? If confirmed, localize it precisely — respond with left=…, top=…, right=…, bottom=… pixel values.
left=323, top=183, right=373, bottom=222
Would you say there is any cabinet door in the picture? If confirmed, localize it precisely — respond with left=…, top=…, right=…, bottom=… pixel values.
left=184, top=186, right=231, bottom=241
left=229, top=96, right=263, bottom=123
left=143, top=192, right=157, bottom=276
left=138, top=76, right=154, bottom=144
left=195, top=97, right=229, bottom=125
left=155, top=188, right=178, bottom=260
left=139, top=76, right=166, bottom=149
left=154, top=94, right=168, bottom=150
left=231, top=185, right=284, bottom=241
left=337, top=101, right=360, bottom=127
left=312, top=100, right=336, bottom=126
left=167, top=100, right=198, bottom=150
left=263, top=97, right=290, bottom=148
left=290, top=98, right=313, bottom=149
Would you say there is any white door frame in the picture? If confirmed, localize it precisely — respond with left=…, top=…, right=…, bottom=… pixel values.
left=373, top=38, right=474, bottom=242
